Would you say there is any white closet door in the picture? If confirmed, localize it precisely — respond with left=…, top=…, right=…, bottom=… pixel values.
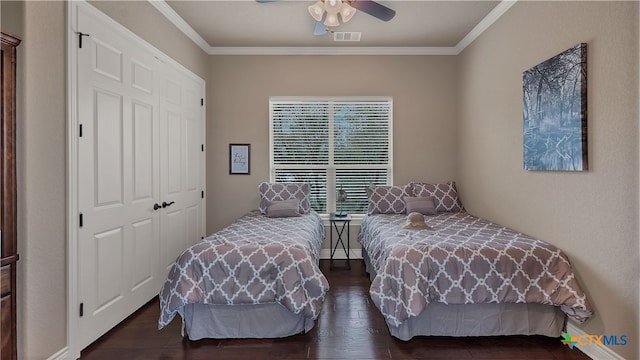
left=159, top=64, right=205, bottom=273
left=74, top=3, right=205, bottom=351
left=76, top=5, right=162, bottom=349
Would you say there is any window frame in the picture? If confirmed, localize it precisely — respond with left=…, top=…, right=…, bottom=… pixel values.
left=269, top=96, right=394, bottom=221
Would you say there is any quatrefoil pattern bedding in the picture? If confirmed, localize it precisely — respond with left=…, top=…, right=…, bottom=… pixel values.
left=359, top=212, right=593, bottom=328
left=366, top=182, right=464, bottom=215
left=366, top=184, right=413, bottom=214
left=259, top=182, right=311, bottom=215
left=158, top=210, right=329, bottom=331
left=412, top=182, right=464, bottom=212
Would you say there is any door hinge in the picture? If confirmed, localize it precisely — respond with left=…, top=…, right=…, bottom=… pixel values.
left=201, top=190, right=204, bottom=199
left=79, top=302, right=84, bottom=317
left=201, top=144, right=204, bottom=152
left=201, top=98, right=204, bottom=106
left=76, top=32, right=90, bottom=49
left=79, top=124, right=83, bottom=137
left=79, top=213, right=84, bottom=228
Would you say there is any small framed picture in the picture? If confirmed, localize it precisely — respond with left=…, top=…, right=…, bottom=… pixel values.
left=229, top=144, right=250, bottom=175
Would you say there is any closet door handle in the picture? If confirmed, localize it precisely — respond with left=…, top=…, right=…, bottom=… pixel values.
left=153, top=203, right=161, bottom=211
left=162, top=201, right=175, bottom=208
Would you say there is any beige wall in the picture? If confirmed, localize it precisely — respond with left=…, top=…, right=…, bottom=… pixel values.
left=457, top=2, right=638, bottom=359
left=18, top=2, right=67, bottom=359
left=206, top=55, right=459, bottom=233
left=1, top=1, right=24, bottom=36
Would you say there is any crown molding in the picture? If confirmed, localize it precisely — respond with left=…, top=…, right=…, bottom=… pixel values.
left=149, top=0, right=517, bottom=56
left=454, top=0, right=518, bottom=53
left=148, top=0, right=210, bottom=52
left=207, top=46, right=458, bottom=56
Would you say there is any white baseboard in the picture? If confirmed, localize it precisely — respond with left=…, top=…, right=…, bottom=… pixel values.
left=565, top=323, right=626, bottom=360
left=46, top=347, right=71, bottom=360
left=320, top=248, right=362, bottom=260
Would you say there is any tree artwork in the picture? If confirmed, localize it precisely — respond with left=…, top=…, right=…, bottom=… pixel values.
left=523, top=43, right=587, bottom=171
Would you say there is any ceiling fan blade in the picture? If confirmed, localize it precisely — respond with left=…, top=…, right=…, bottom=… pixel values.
left=314, top=13, right=328, bottom=36
left=314, top=21, right=328, bottom=36
left=351, top=0, right=396, bottom=22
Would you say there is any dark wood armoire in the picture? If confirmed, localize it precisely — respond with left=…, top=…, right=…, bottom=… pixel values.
left=1, top=31, right=21, bottom=360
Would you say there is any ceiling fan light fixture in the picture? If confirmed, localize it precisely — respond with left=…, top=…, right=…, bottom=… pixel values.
left=339, top=2, right=356, bottom=23
left=308, top=1, right=324, bottom=22
left=324, top=13, right=340, bottom=27
left=308, top=0, right=358, bottom=30
left=324, top=0, right=342, bottom=13
left=323, top=0, right=342, bottom=26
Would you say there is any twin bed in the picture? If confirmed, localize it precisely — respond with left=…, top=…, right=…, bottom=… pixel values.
left=158, top=183, right=329, bottom=339
left=359, top=182, right=592, bottom=340
left=158, top=181, right=592, bottom=342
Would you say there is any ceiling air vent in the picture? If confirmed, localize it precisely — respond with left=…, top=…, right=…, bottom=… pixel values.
left=333, top=32, right=362, bottom=42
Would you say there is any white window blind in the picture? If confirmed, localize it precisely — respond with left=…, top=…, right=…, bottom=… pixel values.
left=270, top=97, right=392, bottom=215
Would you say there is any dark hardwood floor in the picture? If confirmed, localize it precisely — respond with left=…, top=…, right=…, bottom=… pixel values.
left=81, top=259, right=591, bottom=359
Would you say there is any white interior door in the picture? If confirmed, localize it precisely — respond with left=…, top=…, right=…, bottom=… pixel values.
left=73, top=3, right=205, bottom=351
left=159, top=65, right=205, bottom=273
left=76, top=5, right=161, bottom=349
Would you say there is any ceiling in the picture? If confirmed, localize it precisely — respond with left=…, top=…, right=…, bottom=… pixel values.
left=152, top=0, right=515, bottom=55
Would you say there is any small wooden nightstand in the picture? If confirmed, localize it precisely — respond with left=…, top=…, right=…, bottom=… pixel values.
left=329, top=214, right=351, bottom=270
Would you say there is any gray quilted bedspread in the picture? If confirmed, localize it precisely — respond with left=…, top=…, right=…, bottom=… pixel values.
left=359, top=212, right=593, bottom=328
left=158, top=210, right=329, bottom=329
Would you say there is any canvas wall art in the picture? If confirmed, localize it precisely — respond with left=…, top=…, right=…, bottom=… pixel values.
left=523, top=43, right=587, bottom=171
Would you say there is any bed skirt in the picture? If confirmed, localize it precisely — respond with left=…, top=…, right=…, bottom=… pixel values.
left=362, top=249, right=566, bottom=341
left=180, top=302, right=310, bottom=340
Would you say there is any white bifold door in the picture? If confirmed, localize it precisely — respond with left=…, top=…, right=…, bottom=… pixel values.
left=73, top=3, right=205, bottom=351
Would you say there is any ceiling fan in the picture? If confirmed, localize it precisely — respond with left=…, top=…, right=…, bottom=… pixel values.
left=257, top=0, right=396, bottom=36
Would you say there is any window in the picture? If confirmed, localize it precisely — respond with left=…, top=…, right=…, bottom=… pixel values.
left=270, top=97, right=393, bottom=215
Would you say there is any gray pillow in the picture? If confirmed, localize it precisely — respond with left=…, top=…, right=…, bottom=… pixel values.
left=266, top=199, right=301, bottom=218
left=258, top=182, right=311, bottom=215
left=404, top=196, right=438, bottom=215
left=366, top=184, right=412, bottom=215
left=411, top=181, right=464, bottom=212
